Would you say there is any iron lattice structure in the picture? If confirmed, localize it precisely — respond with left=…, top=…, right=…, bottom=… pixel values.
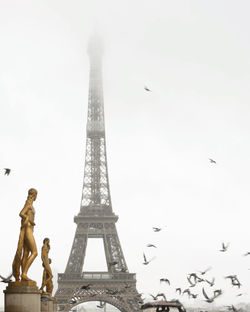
left=55, top=35, right=141, bottom=312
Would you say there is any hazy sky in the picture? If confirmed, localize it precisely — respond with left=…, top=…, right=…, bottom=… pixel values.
left=1, top=0, right=250, bottom=309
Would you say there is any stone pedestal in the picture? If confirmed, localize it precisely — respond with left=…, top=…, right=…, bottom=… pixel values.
left=41, top=295, right=58, bottom=312
left=4, top=281, right=41, bottom=312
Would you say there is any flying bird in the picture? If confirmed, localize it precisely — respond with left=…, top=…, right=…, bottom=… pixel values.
left=160, top=278, right=170, bottom=285
left=144, top=86, right=152, bottom=92
left=149, top=294, right=158, bottom=301
left=209, top=158, right=216, bottom=164
left=80, top=284, right=91, bottom=290
left=97, top=302, right=106, bottom=309
left=220, top=242, right=229, bottom=252
left=157, top=293, right=167, bottom=300
left=147, top=244, right=157, bottom=248
left=205, top=277, right=215, bottom=287
left=182, top=289, right=191, bottom=297
left=199, top=267, right=212, bottom=275
left=243, top=251, right=250, bottom=256
left=213, top=289, right=222, bottom=297
left=0, top=274, right=13, bottom=283
left=175, top=288, right=182, bottom=295
left=225, top=275, right=241, bottom=288
left=4, top=168, right=11, bottom=176
left=202, top=287, right=222, bottom=303
left=187, top=275, right=196, bottom=287
left=152, top=227, right=162, bottom=232
left=226, top=305, right=239, bottom=312
left=143, top=253, right=155, bottom=265
left=188, top=273, right=200, bottom=283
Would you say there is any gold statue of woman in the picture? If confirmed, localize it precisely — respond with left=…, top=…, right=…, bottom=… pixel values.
left=12, top=188, right=38, bottom=282
left=40, top=238, right=53, bottom=296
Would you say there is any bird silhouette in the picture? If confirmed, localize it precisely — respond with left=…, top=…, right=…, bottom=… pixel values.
left=199, top=267, right=212, bottom=275
left=220, top=242, right=229, bottom=252
left=147, top=244, right=157, bottom=248
left=152, top=227, right=161, bottom=232
left=175, top=288, right=182, bottom=295
left=205, top=277, right=215, bottom=287
left=157, top=293, right=167, bottom=300
left=160, top=278, right=170, bottom=285
left=97, top=302, right=106, bottom=309
left=4, top=168, right=11, bottom=176
left=182, top=289, right=191, bottom=297
left=80, top=284, right=91, bottom=290
left=243, top=251, right=250, bottom=256
left=202, top=287, right=222, bottom=303
left=226, top=305, right=239, bottom=312
left=143, top=253, right=155, bottom=265
left=149, top=294, right=158, bottom=301
left=144, top=86, right=151, bottom=92
left=225, top=275, right=241, bottom=288
left=187, top=275, right=196, bottom=287
left=209, top=158, right=216, bottom=164
left=0, top=274, right=12, bottom=283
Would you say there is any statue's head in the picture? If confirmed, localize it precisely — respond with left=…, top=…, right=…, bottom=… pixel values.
left=43, top=237, right=50, bottom=245
left=28, top=188, right=38, bottom=201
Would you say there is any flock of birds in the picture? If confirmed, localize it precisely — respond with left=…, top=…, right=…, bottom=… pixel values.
left=140, top=225, right=250, bottom=312
left=1, top=87, right=247, bottom=312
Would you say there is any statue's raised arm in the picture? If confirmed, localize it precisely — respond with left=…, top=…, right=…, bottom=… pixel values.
left=12, top=188, right=38, bottom=283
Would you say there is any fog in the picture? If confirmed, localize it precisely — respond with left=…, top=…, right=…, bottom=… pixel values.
left=0, top=0, right=250, bottom=310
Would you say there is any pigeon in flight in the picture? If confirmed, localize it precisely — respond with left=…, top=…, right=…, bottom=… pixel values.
left=187, top=275, right=196, bottom=288
left=226, top=305, right=239, bottom=312
left=160, top=278, right=170, bottom=285
left=152, top=227, right=162, bottom=232
left=149, top=294, right=158, bottom=301
left=80, top=284, right=91, bottom=290
left=220, top=242, right=229, bottom=252
left=243, top=251, right=250, bottom=256
left=0, top=274, right=13, bottom=283
left=202, top=287, right=222, bottom=303
left=143, top=253, right=155, bottom=265
left=182, top=289, right=191, bottom=297
left=199, top=267, right=212, bottom=275
left=209, top=158, right=216, bottom=164
left=147, top=244, right=157, bottom=248
left=4, top=168, right=11, bottom=176
left=144, top=86, right=152, bottom=92
left=175, top=288, right=182, bottom=295
left=157, top=293, right=167, bottom=300
left=205, top=277, right=215, bottom=287
left=97, top=302, right=106, bottom=309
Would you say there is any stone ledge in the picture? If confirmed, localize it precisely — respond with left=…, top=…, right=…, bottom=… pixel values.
left=4, top=283, right=41, bottom=294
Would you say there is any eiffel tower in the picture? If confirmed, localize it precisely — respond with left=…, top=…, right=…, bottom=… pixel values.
left=55, top=34, right=141, bottom=312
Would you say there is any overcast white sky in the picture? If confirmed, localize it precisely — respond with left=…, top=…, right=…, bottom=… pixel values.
left=0, top=0, right=250, bottom=309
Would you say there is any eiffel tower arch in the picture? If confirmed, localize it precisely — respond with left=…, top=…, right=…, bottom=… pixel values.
left=55, top=34, right=141, bottom=312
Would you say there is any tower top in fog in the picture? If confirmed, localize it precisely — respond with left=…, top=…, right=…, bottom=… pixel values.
left=87, top=32, right=104, bottom=60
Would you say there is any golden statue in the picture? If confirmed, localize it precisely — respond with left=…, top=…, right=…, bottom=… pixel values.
left=40, top=238, right=53, bottom=296
left=12, top=188, right=38, bottom=283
